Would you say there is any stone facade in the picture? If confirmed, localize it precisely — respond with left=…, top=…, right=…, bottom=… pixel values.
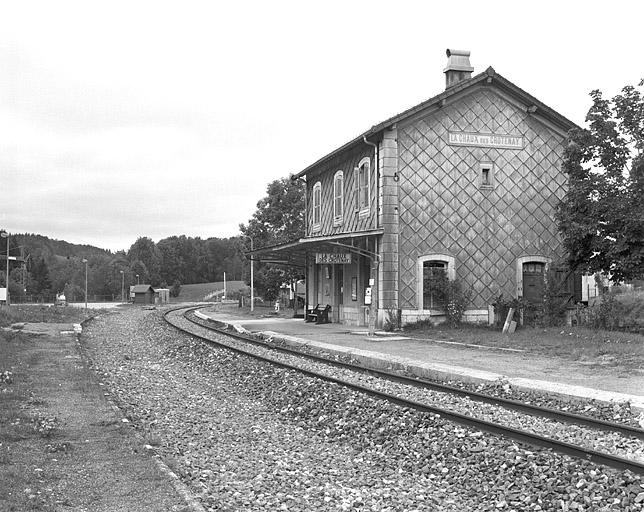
left=259, top=55, right=577, bottom=328
left=396, top=85, right=568, bottom=323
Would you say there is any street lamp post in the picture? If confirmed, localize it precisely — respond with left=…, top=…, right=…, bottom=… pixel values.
left=82, top=259, right=88, bottom=312
left=244, top=236, right=254, bottom=312
left=1, top=232, right=9, bottom=306
left=120, top=270, right=124, bottom=304
left=136, top=274, right=140, bottom=285
left=250, top=240, right=254, bottom=312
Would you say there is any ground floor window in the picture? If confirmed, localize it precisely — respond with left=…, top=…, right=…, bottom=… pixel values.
left=423, top=261, right=447, bottom=309
left=416, top=254, right=456, bottom=311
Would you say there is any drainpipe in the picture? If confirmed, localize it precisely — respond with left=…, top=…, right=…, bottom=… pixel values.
left=363, top=136, right=380, bottom=334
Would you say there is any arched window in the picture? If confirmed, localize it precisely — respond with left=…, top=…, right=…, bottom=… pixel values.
left=355, top=157, right=370, bottom=214
left=333, top=171, right=344, bottom=225
left=312, top=181, right=322, bottom=231
left=416, top=254, right=456, bottom=311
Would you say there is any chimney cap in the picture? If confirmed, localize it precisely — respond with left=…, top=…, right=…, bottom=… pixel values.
left=444, top=48, right=474, bottom=73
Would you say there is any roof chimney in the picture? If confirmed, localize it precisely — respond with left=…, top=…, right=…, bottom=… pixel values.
left=444, top=49, right=474, bottom=89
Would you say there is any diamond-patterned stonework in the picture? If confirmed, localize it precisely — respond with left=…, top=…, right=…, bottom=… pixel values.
left=397, top=87, right=567, bottom=309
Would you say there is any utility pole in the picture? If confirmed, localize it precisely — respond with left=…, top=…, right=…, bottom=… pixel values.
left=82, top=259, right=88, bottom=312
left=1, top=231, right=9, bottom=306
left=249, top=237, right=254, bottom=312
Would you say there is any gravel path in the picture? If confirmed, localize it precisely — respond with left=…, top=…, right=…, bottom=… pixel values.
left=82, top=308, right=644, bottom=511
left=176, top=311, right=644, bottom=465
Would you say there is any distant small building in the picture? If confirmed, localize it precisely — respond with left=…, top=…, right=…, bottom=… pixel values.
left=155, top=288, right=170, bottom=304
left=132, top=284, right=156, bottom=304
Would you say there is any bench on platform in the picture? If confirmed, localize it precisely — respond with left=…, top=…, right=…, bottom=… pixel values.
left=305, top=304, right=331, bottom=324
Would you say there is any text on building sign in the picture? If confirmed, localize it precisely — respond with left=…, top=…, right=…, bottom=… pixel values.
left=448, top=131, right=524, bottom=149
left=315, top=253, right=352, bottom=264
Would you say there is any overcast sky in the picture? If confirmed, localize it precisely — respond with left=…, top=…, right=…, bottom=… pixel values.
left=1, top=0, right=642, bottom=252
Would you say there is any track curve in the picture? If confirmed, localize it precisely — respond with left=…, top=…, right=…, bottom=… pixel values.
left=164, top=305, right=644, bottom=475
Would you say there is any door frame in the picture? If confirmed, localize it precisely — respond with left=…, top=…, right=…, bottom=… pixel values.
left=515, top=255, right=551, bottom=300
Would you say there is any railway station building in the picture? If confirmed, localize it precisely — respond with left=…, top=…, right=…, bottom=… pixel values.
left=252, top=50, right=578, bottom=328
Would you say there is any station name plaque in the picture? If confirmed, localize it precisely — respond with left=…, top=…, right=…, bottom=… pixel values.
left=315, top=253, right=351, bottom=264
left=448, top=131, right=523, bottom=150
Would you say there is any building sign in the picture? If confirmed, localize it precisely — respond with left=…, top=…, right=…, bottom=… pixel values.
left=448, top=131, right=524, bottom=150
left=315, top=253, right=352, bottom=264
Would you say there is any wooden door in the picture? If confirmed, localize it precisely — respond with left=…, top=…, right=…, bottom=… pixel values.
left=522, top=262, right=545, bottom=303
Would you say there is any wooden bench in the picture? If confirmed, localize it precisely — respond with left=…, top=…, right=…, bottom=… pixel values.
left=305, top=304, right=331, bottom=324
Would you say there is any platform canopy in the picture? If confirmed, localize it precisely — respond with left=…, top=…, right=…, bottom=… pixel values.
left=248, top=229, right=383, bottom=267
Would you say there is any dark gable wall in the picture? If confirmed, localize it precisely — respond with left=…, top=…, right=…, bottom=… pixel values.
left=396, top=86, right=567, bottom=309
left=306, top=144, right=376, bottom=237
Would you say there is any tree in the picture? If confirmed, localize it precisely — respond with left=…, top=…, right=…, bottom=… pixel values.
left=556, top=80, right=644, bottom=282
left=127, top=237, right=161, bottom=284
left=29, top=256, right=52, bottom=299
left=240, top=177, right=305, bottom=248
left=239, top=177, right=306, bottom=300
left=170, top=280, right=181, bottom=298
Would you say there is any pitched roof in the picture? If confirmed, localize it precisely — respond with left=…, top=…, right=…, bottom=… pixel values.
left=292, top=67, right=580, bottom=179
left=132, top=284, right=155, bottom=293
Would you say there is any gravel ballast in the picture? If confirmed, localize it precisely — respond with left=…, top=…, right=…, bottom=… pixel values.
left=178, top=311, right=644, bottom=465
left=83, top=308, right=644, bottom=511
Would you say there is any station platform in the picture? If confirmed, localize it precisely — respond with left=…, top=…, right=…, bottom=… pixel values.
left=196, top=307, right=644, bottom=415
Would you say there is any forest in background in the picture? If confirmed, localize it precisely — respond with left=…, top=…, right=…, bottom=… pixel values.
left=0, top=232, right=246, bottom=303
left=0, top=176, right=306, bottom=304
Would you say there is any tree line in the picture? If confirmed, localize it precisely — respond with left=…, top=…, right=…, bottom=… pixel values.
left=0, top=233, right=247, bottom=303
left=0, top=176, right=305, bottom=304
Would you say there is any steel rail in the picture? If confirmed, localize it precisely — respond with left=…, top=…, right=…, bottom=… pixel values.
left=163, top=306, right=644, bottom=475
left=168, top=307, right=644, bottom=474
left=182, top=307, right=644, bottom=440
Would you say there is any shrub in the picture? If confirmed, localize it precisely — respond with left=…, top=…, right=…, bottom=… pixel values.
left=170, top=281, right=181, bottom=298
left=431, top=274, right=472, bottom=328
left=383, top=306, right=401, bottom=332
left=587, top=293, right=626, bottom=329
left=541, top=276, right=570, bottom=327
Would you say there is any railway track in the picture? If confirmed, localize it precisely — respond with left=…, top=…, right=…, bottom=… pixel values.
left=163, top=305, right=644, bottom=475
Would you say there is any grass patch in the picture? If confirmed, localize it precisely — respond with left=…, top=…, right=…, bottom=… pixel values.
left=170, top=280, right=246, bottom=302
left=614, top=289, right=644, bottom=328
left=0, top=325, right=185, bottom=511
left=403, top=323, right=644, bottom=369
left=0, top=305, right=88, bottom=327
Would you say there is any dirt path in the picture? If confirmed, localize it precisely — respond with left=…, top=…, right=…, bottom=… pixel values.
left=0, top=325, right=190, bottom=511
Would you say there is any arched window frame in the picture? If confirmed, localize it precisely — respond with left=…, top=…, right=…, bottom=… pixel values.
left=416, top=254, right=456, bottom=311
left=333, top=170, right=344, bottom=226
left=355, top=157, right=371, bottom=216
left=312, top=181, right=322, bottom=232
